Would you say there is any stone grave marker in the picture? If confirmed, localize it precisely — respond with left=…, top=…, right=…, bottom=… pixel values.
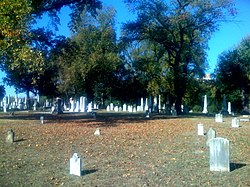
left=114, top=106, right=118, bottom=112
left=145, top=110, right=150, bottom=118
left=215, top=114, right=223, bottom=123
left=197, top=124, right=204, bottom=136
left=202, top=95, right=208, bottom=114
left=70, top=153, right=82, bottom=176
left=231, top=117, right=239, bottom=128
left=123, top=104, right=127, bottom=112
left=206, top=128, right=216, bottom=146
left=40, top=116, right=44, bottom=124
left=106, top=105, right=110, bottom=111
left=209, top=137, right=230, bottom=172
left=94, top=128, right=101, bottom=136
left=240, top=115, right=250, bottom=122
left=6, top=129, right=15, bottom=143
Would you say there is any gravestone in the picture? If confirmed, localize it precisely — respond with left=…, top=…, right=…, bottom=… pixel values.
left=145, top=110, right=150, bottom=118
left=197, top=124, right=204, bottom=136
left=145, top=98, right=149, bottom=111
left=74, top=101, right=80, bottom=112
left=123, top=104, right=127, bottom=112
left=69, top=98, right=75, bottom=112
left=6, top=129, right=14, bottom=143
left=231, top=117, right=239, bottom=128
left=215, top=114, right=223, bottom=123
left=240, top=115, right=250, bottom=122
left=110, top=103, right=114, bottom=111
left=87, top=102, right=92, bottom=113
left=70, top=153, right=82, bottom=176
left=52, top=98, right=63, bottom=114
left=228, top=102, right=232, bottom=114
left=33, top=99, right=37, bottom=111
left=40, top=116, right=44, bottom=124
left=209, top=137, right=230, bottom=172
left=94, top=128, right=101, bottom=136
left=80, top=96, right=86, bottom=112
left=202, top=95, right=208, bottom=113
left=114, top=106, right=118, bottom=112
left=106, top=105, right=110, bottom=111
left=206, top=128, right=216, bottom=146
left=141, top=97, right=144, bottom=111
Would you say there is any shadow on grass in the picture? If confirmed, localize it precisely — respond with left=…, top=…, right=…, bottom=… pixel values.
left=81, top=169, right=98, bottom=176
left=230, top=163, right=246, bottom=172
left=14, top=138, right=27, bottom=142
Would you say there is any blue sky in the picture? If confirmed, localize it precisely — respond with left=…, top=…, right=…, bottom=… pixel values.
left=1, top=0, right=250, bottom=96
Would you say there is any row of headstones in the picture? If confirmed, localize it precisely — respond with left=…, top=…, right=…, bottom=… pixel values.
left=197, top=125, right=230, bottom=171
left=214, top=113, right=247, bottom=127
left=202, top=95, right=233, bottom=115
left=1, top=96, right=29, bottom=112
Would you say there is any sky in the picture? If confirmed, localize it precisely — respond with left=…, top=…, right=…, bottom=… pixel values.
left=1, top=0, right=250, bottom=97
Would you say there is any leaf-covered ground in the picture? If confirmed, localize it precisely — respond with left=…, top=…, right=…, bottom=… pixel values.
left=0, top=112, right=249, bottom=186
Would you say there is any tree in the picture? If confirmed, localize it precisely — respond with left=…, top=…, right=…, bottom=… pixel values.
left=0, top=0, right=102, bottom=96
left=53, top=6, right=120, bottom=104
left=215, top=36, right=250, bottom=113
left=122, top=0, right=236, bottom=114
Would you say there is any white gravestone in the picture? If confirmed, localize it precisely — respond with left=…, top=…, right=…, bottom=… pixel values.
left=114, top=106, right=118, bottom=112
left=69, top=98, right=75, bottom=112
left=87, top=102, right=92, bottom=112
left=206, top=128, right=216, bottom=146
left=110, top=103, right=114, bottom=111
left=40, top=116, right=44, bottom=124
left=70, top=153, right=82, bottom=176
left=106, top=105, right=110, bottom=111
left=228, top=102, right=232, bottom=114
left=6, top=129, right=15, bottom=143
left=209, top=138, right=230, bottom=172
left=123, top=104, right=127, bottom=112
left=197, top=124, right=204, bottom=136
left=215, top=114, right=223, bottom=123
left=202, top=95, right=208, bottom=113
left=74, top=101, right=80, bottom=112
left=145, top=98, right=149, bottom=111
left=231, top=117, right=239, bottom=128
left=80, top=96, right=86, bottom=112
left=94, top=128, right=101, bottom=136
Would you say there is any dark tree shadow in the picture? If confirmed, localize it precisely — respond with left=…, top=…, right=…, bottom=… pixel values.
left=230, top=163, right=246, bottom=171
left=81, top=169, right=98, bottom=176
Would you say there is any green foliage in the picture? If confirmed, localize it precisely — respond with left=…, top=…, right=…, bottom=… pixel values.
left=122, top=0, right=235, bottom=114
left=215, top=35, right=250, bottom=112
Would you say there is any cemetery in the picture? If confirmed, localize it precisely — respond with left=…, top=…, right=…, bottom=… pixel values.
left=1, top=0, right=250, bottom=186
left=0, top=103, right=249, bottom=186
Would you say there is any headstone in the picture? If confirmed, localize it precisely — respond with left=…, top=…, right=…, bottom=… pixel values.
left=141, top=97, right=144, bottom=111
left=153, top=96, right=158, bottom=112
left=119, top=106, right=122, bottom=112
left=132, top=106, right=137, bottom=113
left=52, top=98, right=63, bottom=114
left=206, top=128, right=216, bottom=146
left=114, top=106, right=118, bottom=112
left=80, top=96, right=86, bottom=112
left=240, top=115, right=250, bottom=122
left=69, top=98, right=75, bottom=112
left=146, top=110, right=150, bottom=118
left=106, top=105, right=110, bottom=111
left=70, top=153, right=82, bottom=176
left=202, top=95, right=208, bottom=113
left=145, top=98, right=149, bottom=111
left=110, top=103, right=114, bottom=111
left=3, top=96, right=7, bottom=113
left=197, top=124, right=204, bottom=136
left=6, top=129, right=14, bottom=143
left=33, top=99, right=37, bottom=111
left=94, top=128, right=101, bottom=136
left=87, top=102, right=92, bottom=113
left=123, top=104, right=127, bottom=112
left=228, top=102, right=232, bottom=115
left=209, top=137, right=230, bottom=172
left=74, top=101, right=80, bottom=112
left=231, top=117, right=239, bottom=128
left=215, top=114, right=223, bottom=123
left=158, top=95, right=161, bottom=112
left=128, top=105, right=133, bottom=112
left=40, top=116, right=44, bottom=124
left=171, top=104, right=177, bottom=116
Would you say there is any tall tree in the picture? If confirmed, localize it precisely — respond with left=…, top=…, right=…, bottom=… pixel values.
left=54, top=6, right=120, bottom=103
left=215, top=36, right=250, bottom=113
left=122, top=0, right=236, bottom=114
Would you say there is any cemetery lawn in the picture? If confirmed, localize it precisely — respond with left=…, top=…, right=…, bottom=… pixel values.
left=0, top=112, right=249, bottom=186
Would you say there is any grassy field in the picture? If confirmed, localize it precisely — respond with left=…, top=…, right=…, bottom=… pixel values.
left=0, top=112, right=249, bottom=186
